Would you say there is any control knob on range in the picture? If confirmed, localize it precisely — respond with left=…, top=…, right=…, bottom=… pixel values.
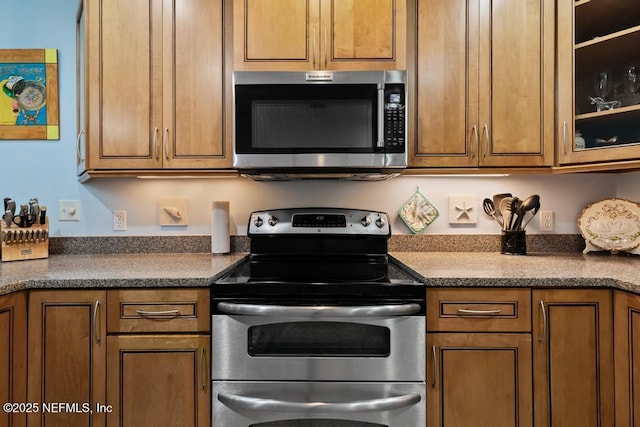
left=253, top=216, right=264, bottom=228
left=360, top=216, right=371, bottom=227
left=268, top=216, right=279, bottom=226
left=375, top=216, right=387, bottom=229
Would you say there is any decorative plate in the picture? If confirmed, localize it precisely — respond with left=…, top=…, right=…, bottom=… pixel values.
left=399, top=188, right=439, bottom=234
left=577, top=198, right=640, bottom=253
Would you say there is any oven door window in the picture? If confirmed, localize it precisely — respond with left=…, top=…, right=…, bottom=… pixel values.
left=248, top=322, right=390, bottom=357
left=250, top=421, right=385, bottom=427
left=235, top=84, right=379, bottom=154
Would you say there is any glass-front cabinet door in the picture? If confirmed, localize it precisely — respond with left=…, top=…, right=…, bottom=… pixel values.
left=557, top=0, right=640, bottom=167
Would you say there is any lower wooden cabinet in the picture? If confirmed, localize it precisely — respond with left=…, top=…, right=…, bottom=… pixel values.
left=106, top=335, right=210, bottom=427
left=27, top=290, right=107, bottom=427
left=614, top=290, right=640, bottom=427
left=0, top=291, right=27, bottom=427
left=532, top=289, right=614, bottom=427
left=23, top=288, right=210, bottom=427
left=426, top=333, right=533, bottom=427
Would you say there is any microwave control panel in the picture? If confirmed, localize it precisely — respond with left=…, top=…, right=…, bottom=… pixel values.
left=383, top=84, right=406, bottom=153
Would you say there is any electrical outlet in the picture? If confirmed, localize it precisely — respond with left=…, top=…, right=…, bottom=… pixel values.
left=540, top=210, right=554, bottom=232
left=113, top=210, right=127, bottom=231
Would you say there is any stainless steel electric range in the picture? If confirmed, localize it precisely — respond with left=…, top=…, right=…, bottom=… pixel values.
left=211, top=208, right=426, bottom=427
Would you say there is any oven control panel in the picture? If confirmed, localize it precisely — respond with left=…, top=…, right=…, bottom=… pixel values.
left=248, top=208, right=391, bottom=236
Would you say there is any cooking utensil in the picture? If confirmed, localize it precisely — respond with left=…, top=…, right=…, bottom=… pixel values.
left=4, top=210, right=12, bottom=228
left=521, top=195, right=541, bottom=230
left=492, top=193, right=512, bottom=224
left=40, top=205, right=47, bottom=225
left=507, top=197, right=521, bottom=231
left=499, top=197, right=513, bottom=230
left=482, top=198, right=503, bottom=227
left=29, top=198, right=40, bottom=223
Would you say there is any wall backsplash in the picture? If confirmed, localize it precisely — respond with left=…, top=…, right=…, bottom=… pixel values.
left=0, top=0, right=636, bottom=239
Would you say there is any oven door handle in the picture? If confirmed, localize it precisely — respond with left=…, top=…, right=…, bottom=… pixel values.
left=216, top=302, right=421, bottom=317
left=217, top=391, right=421, bottom=413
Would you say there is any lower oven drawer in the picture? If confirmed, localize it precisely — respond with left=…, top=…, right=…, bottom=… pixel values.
left=212, top=381, right=425, bottom=427
left=212, top=314, right=425, bottom=382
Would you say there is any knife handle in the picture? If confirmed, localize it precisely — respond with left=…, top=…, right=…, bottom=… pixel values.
left=40, top=206, right=47, bottom=225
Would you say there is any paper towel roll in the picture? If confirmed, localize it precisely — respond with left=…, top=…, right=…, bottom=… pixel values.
left=211, top=201, right=230, bottom=254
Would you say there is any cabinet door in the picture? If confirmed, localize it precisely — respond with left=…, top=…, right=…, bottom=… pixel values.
left=234, top=0, right=319, bottom=70
left=532, top=289, right=614, bottom=427
left=76, top=0, right=87, bottom=175
left=478, top=0, right=553, bottom=167
left=614, top=290, right=640, bottom=427
left=427, top=333, right=533, bottom=427
left=412, top=0, right=553, bottom=169
left=163, top=0, right=228, bottom=169
left=412, top=0, right=478, bottom=167
left=0, top=292, right=27, bottom=427
left=556, top=0, right=640, bottom=167
left=27, top=290, right=106, bottom=427
left=86, top=0, right=163, bottom=170
left=321, top=0, right=405, bottom=70
left=107, top=335, right=210, bottom=427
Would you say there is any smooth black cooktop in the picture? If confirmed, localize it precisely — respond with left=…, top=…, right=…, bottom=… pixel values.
left=211, top=255, right=425, bottom=302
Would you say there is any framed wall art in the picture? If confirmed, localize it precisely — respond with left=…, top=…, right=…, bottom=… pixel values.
left=0, top=48, right=59, bottom=140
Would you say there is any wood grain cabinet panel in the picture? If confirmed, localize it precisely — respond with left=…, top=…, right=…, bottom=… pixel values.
left=413, top=0, right=554, bottom=168
left=426, top=333, right=533, bottom=427
left=106, top=335, right=210, bottom=427
left=614, top=290, right=640, bottom=427
left=107, top=289, right=210, bottom=333
left=27, top=290, right=106, bottom=427
left=77, top=0, right=228, bottom=175
left=234, top=0, right=405, bottom=70
left=0, top=291, right=27, bottom=427
left=532, top=289, right=614, bottom=427
left=427, top=288, right=531, bottom=332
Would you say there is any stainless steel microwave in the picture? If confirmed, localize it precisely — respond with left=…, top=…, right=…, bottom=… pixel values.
left=233, top=70, right=407, bottom=180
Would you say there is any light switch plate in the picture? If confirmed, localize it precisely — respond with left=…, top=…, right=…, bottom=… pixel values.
left=58, top=200, right=80, bottom=221
left=159, top=198, right=188, bottom=227
left=448, top=194, right=478, bottom=224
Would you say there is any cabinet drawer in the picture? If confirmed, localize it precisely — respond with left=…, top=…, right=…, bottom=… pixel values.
left=107, top=289, right=210, bottom=333
left=427, top=288, right=531, bottom=332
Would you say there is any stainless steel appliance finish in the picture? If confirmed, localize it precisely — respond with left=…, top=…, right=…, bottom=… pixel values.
left=211, top=208, right=425, bottom=427
left=213, top=382, right=425, bottom=426
left=212, top=308, right=425, bottom=382
left=233, top=71, right=407, bottom=178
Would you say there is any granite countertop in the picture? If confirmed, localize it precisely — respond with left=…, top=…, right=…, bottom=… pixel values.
left=391, top=252, right=640, bottom=293
left=1, top=251, right=639, bottom=296
left=0, top=253, right=247, bottom=296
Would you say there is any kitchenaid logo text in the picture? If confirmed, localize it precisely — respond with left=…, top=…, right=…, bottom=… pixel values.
left=2, top=402, right=113, bottom=414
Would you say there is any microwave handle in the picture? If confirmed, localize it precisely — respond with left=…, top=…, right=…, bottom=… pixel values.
left=218, top=392, right=421, bottom=413
left=216, top=302, right=421, bottom=317
left=377, top=85, right=385, bottom=148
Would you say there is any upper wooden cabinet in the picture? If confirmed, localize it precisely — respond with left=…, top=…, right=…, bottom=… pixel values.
left=556, top=0, right=640, bottom=168
left=233, top=0, right=406, bottom=71
left=77, top=0, right=230, bottom=177
left=411, top=0, right=554, bottom=168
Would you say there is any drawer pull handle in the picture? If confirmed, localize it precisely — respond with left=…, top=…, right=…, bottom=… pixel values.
left=456, top=308, right=502, bottom=315
left=135, top=309, right=181, bottom=317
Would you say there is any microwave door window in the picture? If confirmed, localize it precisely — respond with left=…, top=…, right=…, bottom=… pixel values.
left=251, top=100, right=373, bottom=151
left=235, top=84, right=379, bottom=153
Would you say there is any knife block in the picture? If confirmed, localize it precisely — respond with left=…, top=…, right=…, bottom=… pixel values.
left=0, top=218, right=49, bottom=262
